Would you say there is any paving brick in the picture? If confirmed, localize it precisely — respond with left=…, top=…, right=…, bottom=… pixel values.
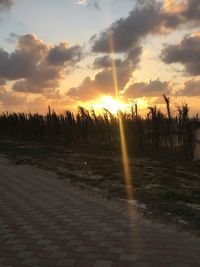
left=21, top=257, right=41, bottom=265
left=109, top=232, right=126, bottom=237
left=91, top=247, right=109, bottom=253
left=108, top=247, right=125, bottom=254
left=43, top=245, right=59, bottom=252
left=75, top=259, right=95, bottom=267
left=0, top=257, right=6, bottom=264
left=83, top=252, right=102, bottom=260
left=76, top=246, right=93, bottom=253
left=57, top=258, right=76, bottom=266
left=3, top=257, right=22, bottom=266
left=1, top=158, right=200, bottom=267
left=11, top=245, right=28, bottom=251
left=100, top=253, right=120, bottom=261
left=119, top=254, right=137, bottom=262
left=172, top=264, right=190, bottom=267
left=112, top=261, right=136, bottom=267
left=0, top=249, right=16, bottom=258
left=93, top=260, right=113, bottom=267
left=36, top=239, right=52, bottom=245
left=49, top=251, right=68, bottom=258
left=67, top=239, right=83, bottom=246
left=16, top=251, right=33, bottom=258
left=98, top=241, right=116, bottom=248
left=90, top=235, right=106, bottom=241
left=66, top=251, right=85, bottom=259
left=39, top=257, right=60, bottom=266
left=5, top=239, right=21, bottom=245
left=32, top=251, right=50, bottom=258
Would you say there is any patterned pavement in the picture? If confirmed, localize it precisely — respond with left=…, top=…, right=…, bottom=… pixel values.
left=0, top=156, right=200, bottom=267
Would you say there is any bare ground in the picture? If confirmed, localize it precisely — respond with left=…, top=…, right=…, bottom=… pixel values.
left=0, top=139, right=200, bottom=237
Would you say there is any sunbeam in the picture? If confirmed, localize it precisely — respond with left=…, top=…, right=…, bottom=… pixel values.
left=108, top=30, right=134, bottom=201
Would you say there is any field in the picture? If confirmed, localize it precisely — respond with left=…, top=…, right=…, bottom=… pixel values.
left=0, top=96, right=199, bottom=160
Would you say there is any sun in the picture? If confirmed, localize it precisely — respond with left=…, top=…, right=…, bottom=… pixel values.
left=90, top=96, right=129, bottom=114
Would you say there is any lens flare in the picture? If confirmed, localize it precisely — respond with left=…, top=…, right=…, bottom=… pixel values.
left=108, top=31, right=134, bottom=200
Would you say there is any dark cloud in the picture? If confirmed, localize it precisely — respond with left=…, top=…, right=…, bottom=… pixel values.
left=182, top=0, right=200, bottom=23
left=72, top=0, right=200, bottom=104
left=93, top=55, right=126, bottom=69
left=89, top=0, right=184, bottom=75
left=93, top=46, right=142, bottom=70
left=93, top=55, right=116, bottom=69
left=0, top=34, right=83, bottom=93
left=91, top=1, right=164, bottom=55
left=161, top=35, right=200, bottom=76
left=176, top=79, right=200, bottom=96
left=0, top=0, right=15, bottom=11
left=161, top=0, right=200, bottom=26
left=91, top=0, right=200, bottom=64
left=69, top=45, right=141, bottom=101
left=67, top=59, right=133, bottom=101
left=68, top=0, right=200, bottom=103
left=47, top=43, right=83, bottom=66
left=123, top=79, right=170, bottom=99
left=0, top=34, right=48, bottom=81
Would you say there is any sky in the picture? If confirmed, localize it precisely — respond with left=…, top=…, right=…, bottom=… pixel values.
left=0, top=0, right=200, bottom=115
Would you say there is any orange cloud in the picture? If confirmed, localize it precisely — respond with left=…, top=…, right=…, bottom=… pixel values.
left=164, top=0, right=186, bottom=13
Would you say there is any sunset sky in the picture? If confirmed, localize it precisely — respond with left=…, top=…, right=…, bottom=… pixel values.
left=0, top=0, right=200, bottom=115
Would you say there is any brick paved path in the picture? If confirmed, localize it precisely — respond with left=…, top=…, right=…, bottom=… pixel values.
left=0, top=157, right=200, bottom=267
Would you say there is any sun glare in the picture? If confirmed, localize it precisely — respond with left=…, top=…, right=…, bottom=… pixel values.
left=134, top=98, right=148, bottom=108
left=91, top=96, right=131, bottom=114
